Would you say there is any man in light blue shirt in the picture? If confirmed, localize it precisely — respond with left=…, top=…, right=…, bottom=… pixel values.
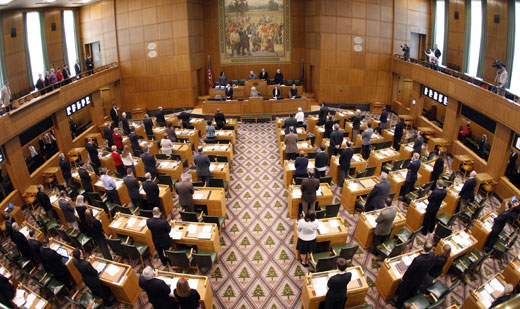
left=100, top=168, right=121, bottom=205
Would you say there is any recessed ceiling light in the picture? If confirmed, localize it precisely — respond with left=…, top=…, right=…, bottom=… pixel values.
left=0, top=0, right=13, bottom=5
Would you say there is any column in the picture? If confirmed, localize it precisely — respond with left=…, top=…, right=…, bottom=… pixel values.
left=486, top=123, right=513, bottom=181
left=442, top=97, right=460, bottom=143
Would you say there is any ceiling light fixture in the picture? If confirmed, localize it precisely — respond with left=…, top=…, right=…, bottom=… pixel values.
left=0, top=0, right=14, bottom=5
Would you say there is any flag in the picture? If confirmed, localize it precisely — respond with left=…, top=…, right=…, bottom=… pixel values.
left=207, top=56, right=214, bottom=88
left=300, top=59, right=305, bottom=85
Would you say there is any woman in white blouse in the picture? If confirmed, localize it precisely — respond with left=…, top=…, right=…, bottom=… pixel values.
left=121, top=145, right=135, bottom=175
left=160, top=133, right=174, bottom=156
left=296, top=210, right=318, bottom=267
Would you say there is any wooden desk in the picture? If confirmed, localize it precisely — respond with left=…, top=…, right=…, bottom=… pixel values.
left=418, top=159, right=446, bottom=184
left=345, top=119, right=380, bottom=139
left=314, top=126, right=325, bottom=148
left=13, top=284, right=51, bottom=309
left=399, top=142, right=425, bottom=159
left=139, top=139, right=159, bottom=155
left=405, top=197, right=447, bottom=232
left=368, top=148, right=401, bottom=176
left=382, top=129, right=395, bottom=142
left=155, top=271, right=213, bottom=309
left=90, top=256, right=140, bottom=305
left=94, top=178, right=130, bottom=205
left=335, top=110, right=355, bottom=128
left=308, top=115, right=318, bottom=135
left=99, top=152, right=117, bottom=173
left=203, top=97, right=310, bottom=115
left=417, top=126, right=436, bottom=139
left=214, top=130, right=237, bottom=145
left=212, top=118, right=238, bottom=131
left=202, top=144, right=233, bottom=161
left=19, top=222, right=44, bottom=241
left=293, top=217, right=348, bottom=257
left=275, top=117, right=288, bottom=128
left=471, top=211, right=497, bottom=251
left=461, top=274, right=508, bottom=309
left=278, top=127, right=307, bottom=143
left=165, top=115, right=179, bottom=127
left=476, top=173, right=495, bottom=194
left=301, top=266, right=368, bottom=309
left=354, top=208, right=406, bottom=250
left=157, top=160, right=183, bottom=182
left=355, top=132, right=384, bottom=147
left=49, top=238, right=82, bottom=284
left=189, top=118, right=206, bottom=136
left=341, top=176, right=381, bottom=212
left=190, top=162, right=230, bottom=183
left=170, top=221, right=220, bottom=253
left=388, top=169, right=423, bottom=200
left=287, top=184, right=333, bottom=219
left=1, top=202, right=25, bottom=225
left=139, top=184, right=174, bottom=215
left=173, top=143, right=194, bottom=165
left=280, top=140, right=314, bottom=165
left=71, top=168, right=97, bottom=187
left=502, top=255, right=520, bottom=287
left=109, top=213, right=155, bottom=253
left=445, top=181, right=465, bottom=215
left=68, top=147, right=89, bottom=163
left=375, top=249, right=423, bottom=302
left=0, top=262, right=16, bottom=289
left=329, top=154, right=366, bottom=185
left=436, top=229, right=477, bottom=276
left=452, top=154, right=474, bottom=172
left=85, top=133, right=103, bottom=146
left=428, top=137, right=449, bottom=152
left=322, top=137, right=350, bottom=153
left=282, top=159, right=315, bottom=188
left=172, top=129, right=199, bottom=149
left=193, top=188, right=226, bottom=216
left=43, top=166, right=65, bottom=185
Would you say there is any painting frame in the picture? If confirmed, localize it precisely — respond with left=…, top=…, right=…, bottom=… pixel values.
left=217, top=0, right=291, bottom=65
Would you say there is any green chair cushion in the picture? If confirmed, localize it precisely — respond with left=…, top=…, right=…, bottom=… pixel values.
left=436, top=214, right=450, bottom=226
left=331, top=244, right=348, bottom=255
left=134, top=242, right=150, bottom=256
left=403, top=294, right=431, bottom=309
left=425, top=280, right=448, bottom=300
left=197, top=250, right=217, bottom=263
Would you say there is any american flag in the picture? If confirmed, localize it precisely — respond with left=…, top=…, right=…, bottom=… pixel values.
left=208, top=57, right=214, bottom=88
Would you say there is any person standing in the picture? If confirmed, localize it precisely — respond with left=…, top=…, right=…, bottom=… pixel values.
left=11, top=223, right=32, bottom=261
left=74, top=59, right=82, bottom=76
left=380, top=108, right=388, bottom=130
left=123, top=168, right=141, bottom=207
left=59, top=153, right=73, bottom=186
left=36, top=74, right=45, bottom=93
left=284, top=114, right=297, bottom=134
left=193, top=146, right=211, bottom=187
left=179, top=109, right=190, bottom=128
left=111, top=145, right=125, bottom=177
left=58, top=191, right=79, bottom=230
left=36, top=184, right=55, bottom=219
left=86, top=138, right=101, bottom=175
left=104, top=122, right=114, bottom=147
left=329, top=124, right=344, bottom=158
left=338, top=141, right=353, bottom=187
left=430, top=151, right=446, bottom=183
left=361, top=122, right=373, bottom=160
left=402, top=153, right=421, bottom=198
left=40, top=238, right=73, bottom=289
left=78, top=161, right=93, bottom=192
left=324, top=116, right=334, bottom=139
left=295, top=107, right=305, bottom=124
left=27, top=230, right=43, bottom=267
left=413, top=131, right=424, bottom=155
left=214, top=108, right=226, bottom=130
left=323, top=258, right=352, bottom=309
left=142, top=173, right=160, bottom=210
left=160, top=132, right=174, bottom=157
left=72, top=249, right=115, bottom=306
left=290, top=84, right=298, bottom=98
left=86, top=56, right=94, bottom=73
left=139, top=267, right=176, bottom=307
left=121, top=145, right=135, bottom=176
left=248, top=70, right=257, bottom=80
left=259, top=68, right=268, bottom=81
left=296, top=211, right=318, bottom=267
left=294, top=151, right=309, bottom=178
left=84, top=209, right=112, bottom=260
left=351, top=110, right=364, bottom=142
left=174, top=278, right=201, bottom=309
left=156, top=106, right=166, bottom=127
left=393, top=118, right=405, bottom=151
left=0, top=273, right=14, bottom=308
left=100, top=168, right=121, bottom=205
left=272, top=85, right=281, bottom=98
left=274, top=68, right=284, bottom=85
left=143, top=114, right=154, bottom=140
left=433, top=44, right=442, bottom=60
left=495, top=64, right=508, bottom=96
left=365, top=172, right=391, bottom=212
left=422, top=245, right=451, bottom=289
left=175, top=174, right=195, bottom=212
left=147, top=207, right=172, bottom=266
left=315, top=145, right=328, bottom=178
left=165, top=122, right=177, bottom=142
left=62, top=65, right=70, bottom=84
left=301, top=170, right=320, bottom=214
left=372, top=198, right=397, bottom=254
left=483, top=203, right=512, bottom=252
left=318, top=103, right=329, bottom=126
left=225, top=83, right=233, bottom=100
left=478, top=134, right=487, bottom=159
left=422, top=180, right=447, bottom=235
left=128, top=127, right=141, bottom=153
left=218, top=72, right=227, bottom=87
left=110, top=104, right=119, bottom=126
left=459, top=171, right=477, bottom=212
left=121, top=112, right=131, bottom=135
left=75, top=195, right=88, bottom=234
left=284, top=127, right=298, bottom=161
left=1, top=81, right=11, bottom=112
left=141, top=146, right=158, bottom=179
left=205, top=120, right=216, bottom=142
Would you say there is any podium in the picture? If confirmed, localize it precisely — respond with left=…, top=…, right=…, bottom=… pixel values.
left=245, top=79, right=267, bottom=97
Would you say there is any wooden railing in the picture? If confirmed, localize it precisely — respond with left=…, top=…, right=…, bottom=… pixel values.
left=6, top=62, right=119, bottom=113
left=393, top=54, right=519, bottom=103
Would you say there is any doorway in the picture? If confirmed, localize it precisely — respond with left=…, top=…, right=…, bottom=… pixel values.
left=85, top=41, right=102, bottom=68
left=410, top=32, right=427, bottom=60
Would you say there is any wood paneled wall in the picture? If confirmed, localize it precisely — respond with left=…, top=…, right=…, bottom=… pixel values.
left=484, top=0, right=508, bottom=83
left=79, top=0, right=117, bottom=65
left=447, top=0, right=465, bottom=69
left=44, top=10, right=64, bottom=70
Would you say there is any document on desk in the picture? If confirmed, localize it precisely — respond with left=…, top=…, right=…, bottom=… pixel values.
left=26, top=293, right=36, bottom=306
left=402, top=255, right=413, bottom=266
left=348, top=181, right=359, bottom=190
left=95, top=262, right=107, bottom=273
left=348, top=270, right=360, bottom=280
left=187, top=224, right=198, bottom=234
left=198, top=232, right=212, bottom=239
left=188, top=279, right=199, bottom=288
left=193, top=193, right=203, bottom=200
left=50, top=195, right=58, bottom=204
left=169, top=230, right=183, bottom=240
left=20, top=226, right=29, bottom=237
left=415, top=201, right=428, bottom=213
left=366, top=215, right=377, bottom=228
left=12, top=289, right=25, bottom=307
left=292, top=188, right=302, bottom=199
left=490, top=278, right=504, bottom=292
left=287, top=163, right=295, bottom=170
left=328, top=219, right=340, bottom=228
left=35, top=299, right=46, bottom=309
left=126, top=217, right=137, bottom=228
left=202, top=225, right=213, bottom=233
left=316, top=187, right=323, bottom=196
left=313, top=277, right=328, bottom=297
left=317, top=221, right=329, bottom=234
left=105, top=264, right=121, bottom=277
left=92, top=208, right=100, bottom=217
left=111, top=218, right=123, bottom=229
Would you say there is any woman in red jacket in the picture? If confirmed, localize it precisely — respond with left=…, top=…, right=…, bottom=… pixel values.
left=112, top=128, right=124, bottom=151
left=111, top=145, right=125, bottom=176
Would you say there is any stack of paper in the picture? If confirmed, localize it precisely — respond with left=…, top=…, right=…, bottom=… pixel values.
left=301, top=142, right=309, bottom=148
left=105, top=264, right=120, bottom=277
left=415, top=201, right=428, bottom=213
left=316, top=187, right=323, bottom=196
left=169, top=230, right=183, bottom=240
left=329, top=219, right=340, bottom=228
left=352, top=156, right=360, bottom=162
left=318, top=221, right=329, bottom=234
left=348, top=270, right=360, bottom=280
left=307, top=161, right=315, bottom=168
left=490, top=278, right=505, bottom=292
left=139, top=220, right=146, bottom=227
left=92, top=208, right=100, bottom=217
left=126, top=217, right=137, bottom=227
left=50, top=195, right=58, bottom=204
left=187, top=224, right=198, bottom=234
left=366, top=215, right=377, bottom=227
left=202, top=225, right=213, bottom=233
left=287, top=163, right=295, bottom=170
left=292, top=188, right=302, bottom=199
left=95, top=262, right=106, bottom=273
left=188, top=279, right=199, bottom=289
left=193, top=193, right=203, bottom=200
left=20, top=226, right=30, bottom=237
left=50, top=243, right=60, bottom=250
left=402, top=255, right=413, bottom=266
left=348, top=182, right=359, bottom=190
left=313, top=277, right=328, bottom=297
left=35, top=299, right=46, bottom=309
left=12, top=289, right=26, bottom=307
left=198, top=233, right=211, bottom=239
left=111, top=219, right=123, bottom=229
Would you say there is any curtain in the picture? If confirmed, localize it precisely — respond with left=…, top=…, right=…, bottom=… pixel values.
left=73, top=10, right=81, bottom=66
left=60, top=11, right=69, bottom=68
left=23, top=13, right=33, bottom=87
left=443, top=0, right=450, bottom=66
left=0, top=16, right=7, bottom=86
left=39, top=11, right=49, bottom=72
left=432, top=0, right=437, bottom=48
left=506, top=0, right=516, bottom=87
left=462, top=0, right=471, bottom=72
left=477, top=0, right=487, bottom=77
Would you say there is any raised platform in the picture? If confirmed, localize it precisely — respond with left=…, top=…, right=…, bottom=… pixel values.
left=201, top=97, right=316, bottom=116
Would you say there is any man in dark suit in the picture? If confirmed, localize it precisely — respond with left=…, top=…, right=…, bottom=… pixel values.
left=120, top=112, right=131, bottom=135
left=413, top=131, right=424, bottom=155
left=147, top=208, right=172, bottom=266
left=290, top=84, right=298, bottom=98
left=86, top=138, right=101, bottom=175
left=433, top=44, right=442, bottom=59
left=459, top=171, right=477, bottom=211
left=110, top=104, right=119, bottom=126
left=36, top=184, right=55, bottom=219
left=372, top=198, right=397, bottom=254
left=329, top=124, right=344, bottom=158
left=338, top=141, right=353, bottom=187
left=27, top=230, right=42, bottom=267
left=143, top=114, right=154, bottom=140
left=323, top=258, right=351, bottom=309
left=422, top=179, right=447, bottom=235
left=58, top=190, right=79, bottom=229
left=351, top=109, right=364, bottom=142
left=156, top=107, right=166, bottom=127
left=72, top=249, right=115, bottom=306
left=379, top=108, right=388, bottom=130
left=179, top=109, right=190, bottom=128
left=301, top=169, right=320, bottom=214
left=74, top=59, right=82, bottom=76
left=139, top=266, right=176, bottom=307
left=402, top=153, right=421, bottom=198
left=274, top=68, right=284, bottom=85
left=483, top=203, right=512, bottom=252
left=365, top=172, right=391, bottom=211
left=393, top=118, right=405, bottom=150
left=128, top=127, right=141, bottom=153
left=36, top=73, right=45, bottom=92
left=259, top=68, right=268, bottom=81
left=318, top=103, right=329, bottom=126
left=4, top=215, right=14, bottom=242
left=284, top=113, right=298, bottom=134
left=86, top=56, right=94, bottom=73
left=394, top=241, right=435, bottom=308
left=78, top=161, right=93, bottom=192
left=40, top=238, right=73, bottom=289
left=294, top=151, right=309, bottom=178
left=123, top=168, right=141, bottom=207
left=225, top=83, right=233, bottom=100
left=214, top=108, right=226, bottom=130
left=194, top=146, right=211, bottom=187
left=175, top=174, right=195, bottom=212
left=59, top=153, right=73, bottom=186
left=142, top=173, right=160, bottom=210
left=104, top=122, right=114, bottom=147
left=0, top=273, right=14, bottom=308
left=11, top=223, right=32, bottom=261
left=141, top=146, right=157, bottom=179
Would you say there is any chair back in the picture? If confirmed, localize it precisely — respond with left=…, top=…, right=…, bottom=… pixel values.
left=388, top=242, right=406, bottom=258
left=106, top=238, right=127, bottom=256
left=306, top=136, right=316, bottom=145
left=401, top=158, right=411, bottom=169
left=325, top=203, right=340, bottom=218
left=307, top=152, right=317, bottom=159
left=192, top=253, right=213, bottom=270
left=192, top=181, right=204, bottom=188
left=316, top=241, right=331, bottom=253
left=392, top=159, right=403, bottom=171
left=155, top=154, right=168, bottom=160
left=218, top=139, right=232, bottom=144
left=433, top=223, right=452, bottom=242
left=115, top=205, right=131, bottom=215
left=216, top=156, right=228, bottom=163
left=139, top=209, right=153, bottom=218
left=315, top=255, right=339, bottom=272
left=171, top=154, right=182, bottom=161
left=355, top=171, right=366, bottom=178
left=209, top=178, right=225, bottom=188
left=166, top=250, right=191, bottom=268
left=205, top=139, right=218, bottom=144
left=319, top=176, right=332, bottom=185
left=121, top=243, right=140, bottom=259
left=180, top=211, right=200, bottom=222
left=389, top=192, right=396, bottom=200
left=315, top=210, right=326, bottom=219
left=85, top=192, right=103, bottom=203
left=352, top=147, right=361, bottom=154
left=365, top=166, right=377, bottom=177
left=157, top=174, right=173, bottom=190
left=194, top=204, right=208, bottom=214
left=294, top=177, right=306, bottom=185
left=339, top=245, right=359, bottom=262
left=56, top=229, right=73, bottom=244
left=202, top=216, right=221, bottom=229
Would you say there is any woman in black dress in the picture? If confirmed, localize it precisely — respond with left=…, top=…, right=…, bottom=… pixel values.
left=174, top=277, right=201, bottom=309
